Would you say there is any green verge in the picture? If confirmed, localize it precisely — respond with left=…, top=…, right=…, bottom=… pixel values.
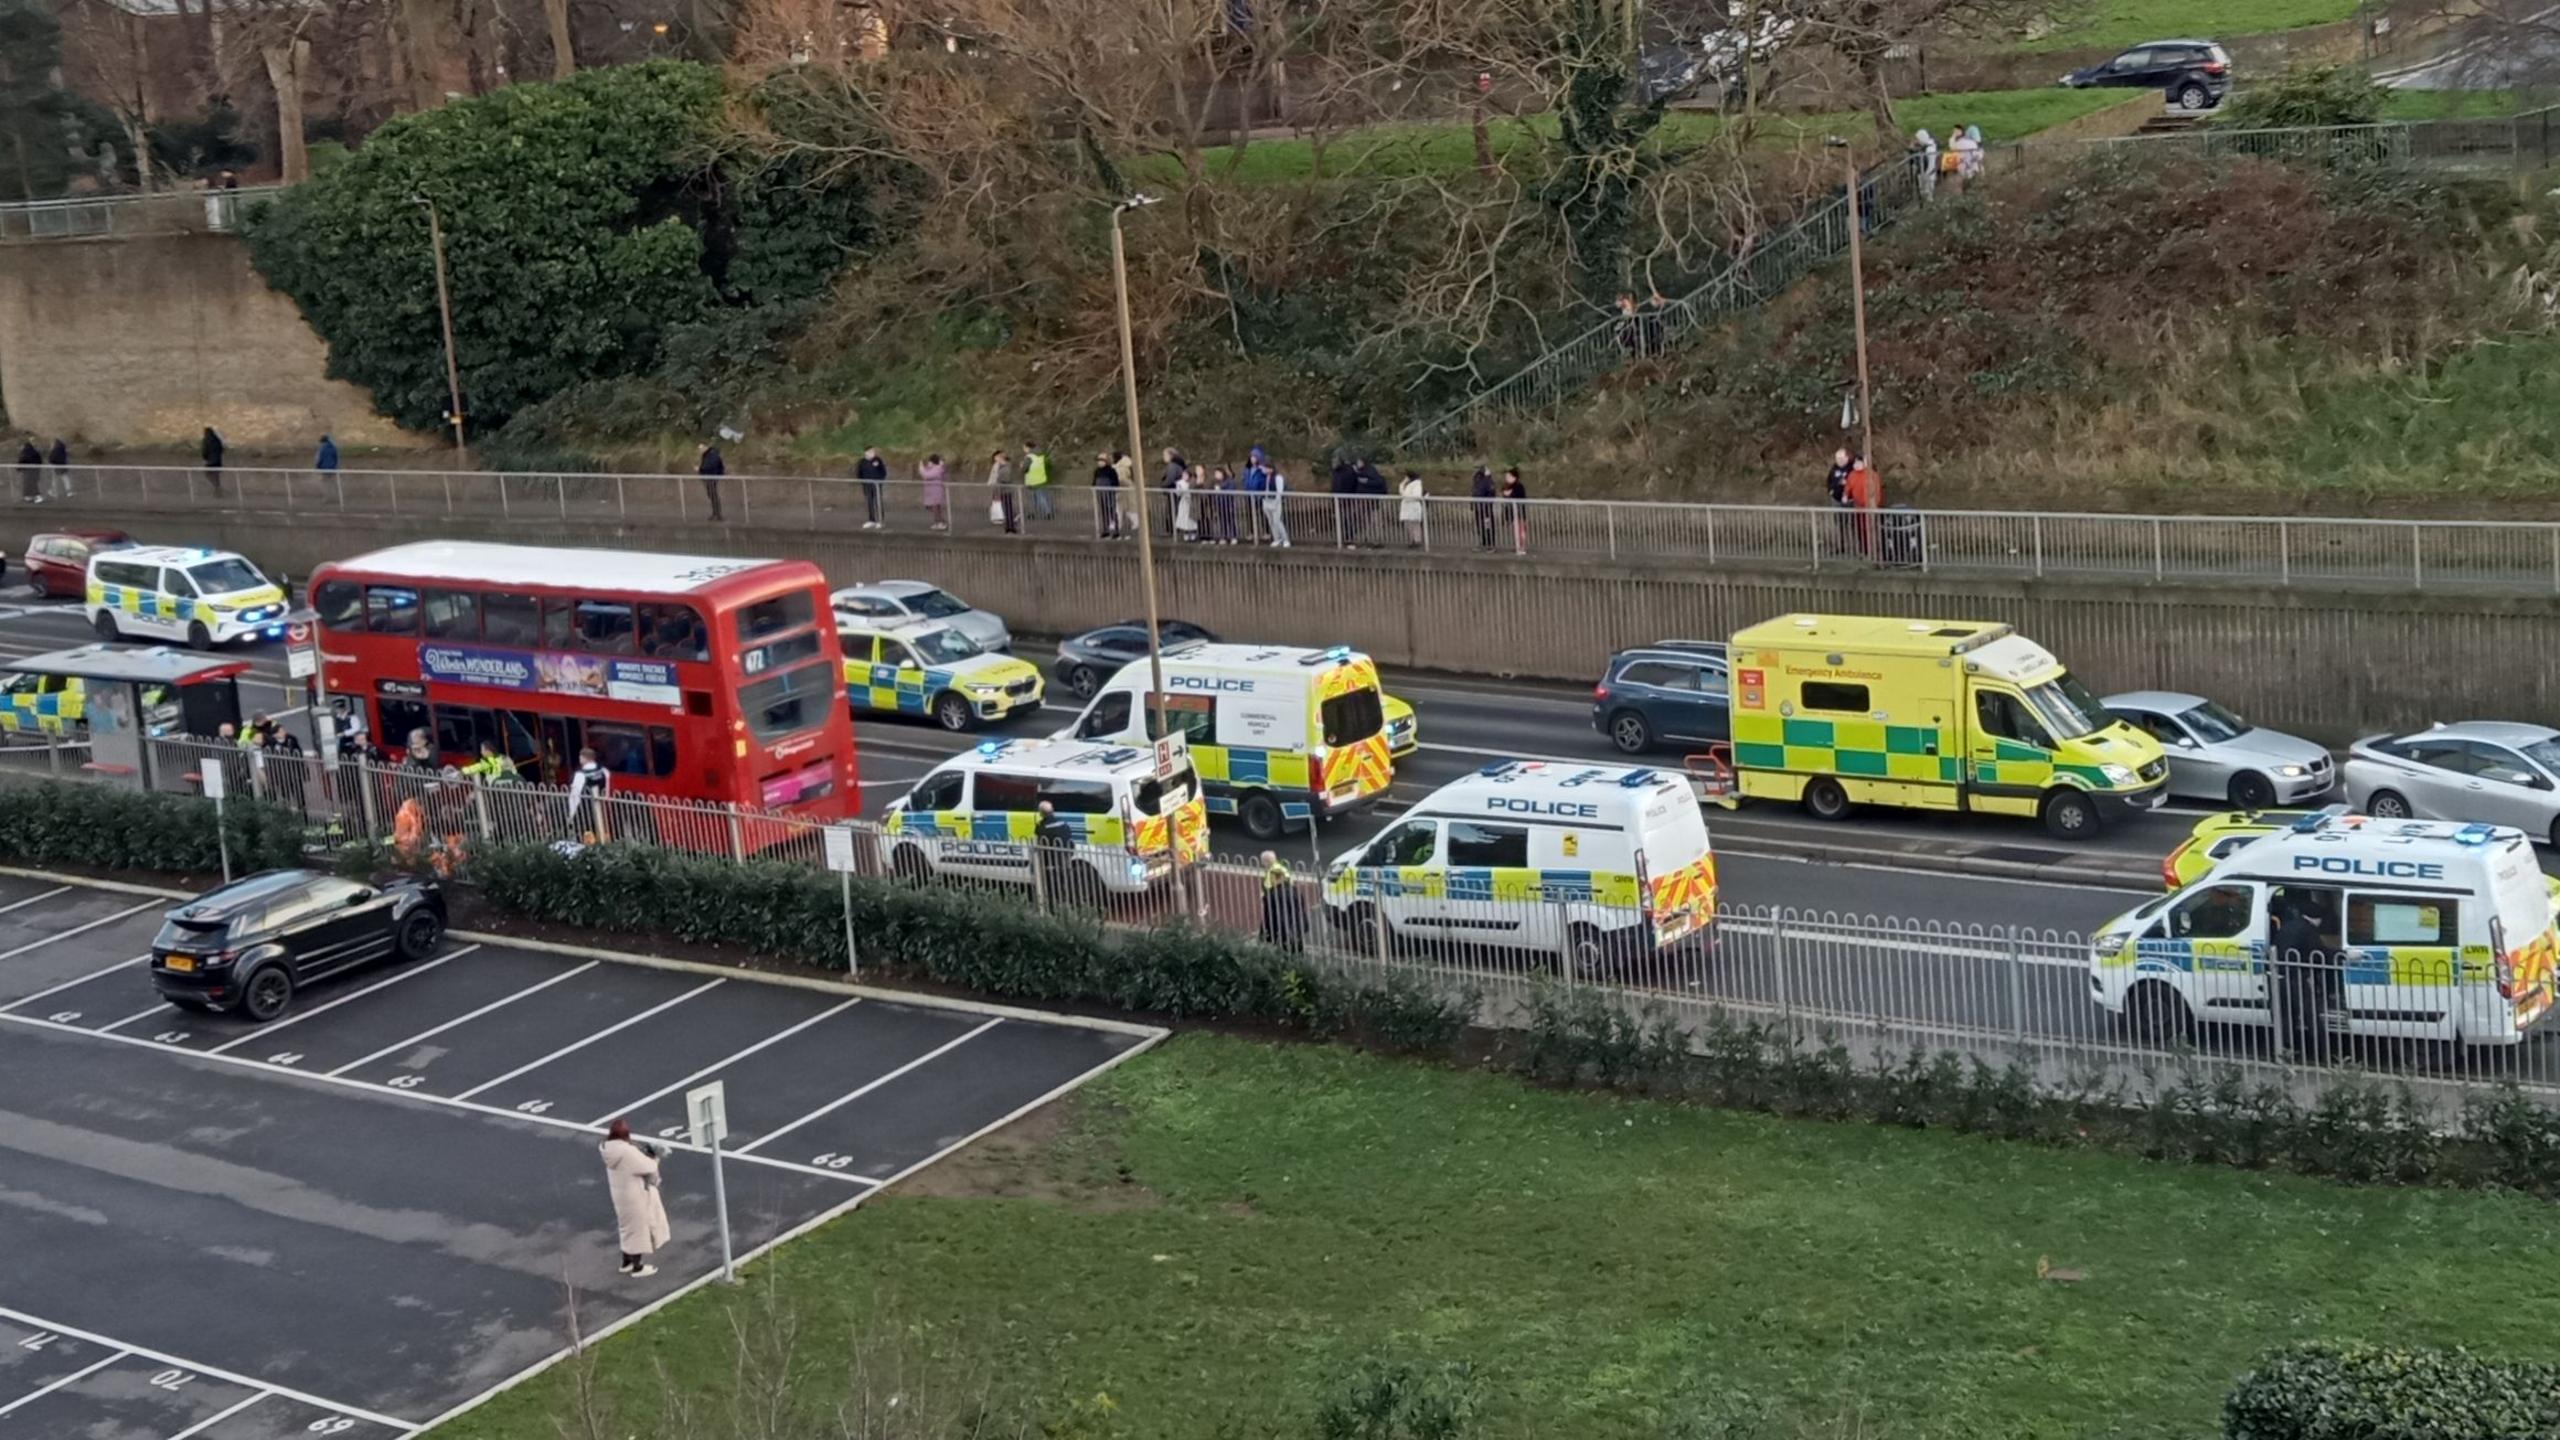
left=430, top=1032, right=2560, bottom=1440
left=2009, top=0, right=2358, bottom=55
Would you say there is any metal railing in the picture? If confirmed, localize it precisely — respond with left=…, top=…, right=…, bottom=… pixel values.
left=41, top=463, right=2560, bottom=593
left=0, top=186, right=284, bottom=242
left=30, top=733, right=2553, bottom=1114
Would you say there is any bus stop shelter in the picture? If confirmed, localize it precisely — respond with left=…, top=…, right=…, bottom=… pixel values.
left=2, top=645, right=249, bottom=788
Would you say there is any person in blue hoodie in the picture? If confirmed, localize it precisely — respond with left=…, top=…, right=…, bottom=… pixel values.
left=1241, top=446, right=1271, bottom=545
left=314, top=434, right=340, bottom=475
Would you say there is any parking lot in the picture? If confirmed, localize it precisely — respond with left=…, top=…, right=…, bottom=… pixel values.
left=0, top=872, right=1160, bottom=1436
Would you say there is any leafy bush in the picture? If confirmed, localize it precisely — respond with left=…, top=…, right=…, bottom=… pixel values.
left=1315, top=1357, right=1480, bottom=1440
left=2213, top=63, right=2388, bottom=131
left=2223, top=1343, right=2560, bottom=1440
left=0, top=778, right=304, bottom=875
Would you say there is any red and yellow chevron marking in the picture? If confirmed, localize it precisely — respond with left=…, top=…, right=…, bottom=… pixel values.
left=2506, top=927, right=2558, bottom=1025
left=1648, top=853, right=1720, bottom=942
left=1320, top=734, right=1394, bottom=800
left=1315, top=655, right=1381, bottom=703
left=1173, top=799, right=1210, bottom=861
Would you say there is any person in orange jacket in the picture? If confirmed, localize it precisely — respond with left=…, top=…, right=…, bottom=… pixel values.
left=1843, top=450, right=1881, bottom=557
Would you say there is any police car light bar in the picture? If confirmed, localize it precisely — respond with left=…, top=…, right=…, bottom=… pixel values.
left=975, top=739, right=1012, bottom=757
left=2453, top=823, right=2498, bottom=846
left=1477, top=760, right=1524, bottom=778
left=1618, top=769, right=1658, bottom=788
left=2287, top=803, right=2352, bottom=834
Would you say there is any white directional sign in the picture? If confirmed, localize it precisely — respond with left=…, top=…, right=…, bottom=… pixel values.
left=1153, top=732, right=1189, bottom=782
left=822, top=825, right=859, bottom=874
left=686, top=1080, right=729, bottom=1148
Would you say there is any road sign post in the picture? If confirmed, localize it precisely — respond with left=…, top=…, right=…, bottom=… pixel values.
left=197, top=759, right=231, bottom=883
left=822, top=825, right=860, bottom=978
left=686, top=1080, right=736, bottom=1285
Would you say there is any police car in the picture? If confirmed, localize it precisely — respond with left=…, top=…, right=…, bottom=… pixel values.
left=1325, top=760, right=1717, bottom=974
left=838, top=615, right=1043, bottom=730
left=86, top=546, right=289, bottom=649
left=876, top=737, right=1210, bottom=896
left=2091, top=810, right=2560, bottom=1046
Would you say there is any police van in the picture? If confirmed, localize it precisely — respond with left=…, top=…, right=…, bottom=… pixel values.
left=876, top=737, right=1210, bottom=895
left=2089, top=810, right=2559, bottom=1046
left=838, top=615, right=1044, bottom=731
left=1059, top=642, right=1394, bottom=841
left=1323, top=760, right=1717, bottom=972
left=87, top=546, right=289, bottom=649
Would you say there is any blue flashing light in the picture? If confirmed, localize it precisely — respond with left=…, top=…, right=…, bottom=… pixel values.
left=1478, top=760, right=1522, bottom=778
left=2453, top=823, right=2498, bottom=846
left=2289, top=804, right=2350, bottom=834
left=974, top=739, right=1010, bottom=757
left=1618, top=769, right=1659, bottom=788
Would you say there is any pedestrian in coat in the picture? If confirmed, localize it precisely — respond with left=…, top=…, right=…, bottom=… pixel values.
left=1241, top=447, right=1271, bottom=545
left=1398, top=470, right=1427, bottom=547
left=1500, top=467, right=1529, bottom=555
left=314, top=434, right=340, bottom=474
left=599, top=1119, right=670, bottom=1277
left=1469, top=465, right=1497, bottom=549
left=45, top=438, right=70, bottom=499
left=1356, top=457, right=1389, bottom=544
left=1825, top=447, right=1855, bottom=553
left=1329, top=455, right=1359, bottom=548
left=918, top=453, right=948, bottom=531
left=14, top=438, right=40, bottom=504
left=856, top=445, right=888, bottom=529
left=1259, top=850, right=1306, bottom=953
left=1172, top=468, right=1199, bottom=542
left=1022, top=442, right=1053, bottom=521
left=1093, top=451, right=1123, bottom=538
left=1262, top=465, right=1292, bottom=548
left=696, top=442, right=726, bottom=522
left=1210, top=465, right=1239, bottom=544
left=987, top=449, right=1018, bottom=534
left=200, top=426, right=225, bottom=493
left=1157, top=449, right=1185, bottom=537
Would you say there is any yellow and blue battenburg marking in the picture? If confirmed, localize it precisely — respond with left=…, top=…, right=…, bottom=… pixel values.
left=0, top=683, right=78, bottom=734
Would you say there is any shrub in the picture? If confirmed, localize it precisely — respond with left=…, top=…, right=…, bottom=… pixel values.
left=0, top=778, right=304, bottom=876
left=2212, top=63, right=2388, bottom=131
left=1314, top=1357, right=1480, bottom=1440
left=2223, top=1343, right=2560, bottom=1440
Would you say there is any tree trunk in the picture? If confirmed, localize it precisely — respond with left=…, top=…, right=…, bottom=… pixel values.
left=402, top=0, right=474, bottom=106
left=263, top=41, right=310, bottom=183
left=544, top=0, right=576, bottom=79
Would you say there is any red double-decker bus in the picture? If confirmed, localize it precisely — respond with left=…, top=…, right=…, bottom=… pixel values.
left=308, top=542, right=854, bottom=816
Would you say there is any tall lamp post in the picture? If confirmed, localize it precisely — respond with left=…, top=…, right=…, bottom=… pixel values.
left=1823, top=137, right=1876, bottom=473
left=411, top=195, right=468, bottom=463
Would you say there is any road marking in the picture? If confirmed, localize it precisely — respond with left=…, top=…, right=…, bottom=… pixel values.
left=0, top=899, right=156, bottom=967
left=0, top=1349, right=128, bottom=1416
left=737, top=1018, right=1001, bottom=1156
left=203, top=945, right=481, bottom=1054
left=165, top=1391, right=270, bottom=1438
left=0, top=1304, right=415, bottom=1431
left=324, top=961, right=599, bottom=1077
left=0, top=885, right=71, bottom=914
left=451, top=977, right=725, bottom=1101
left=93, top=1001, right=171, bottom=1034
left=0, top=953, right=151, bottom=1015
left=590, top=996, right=862, bottom=1126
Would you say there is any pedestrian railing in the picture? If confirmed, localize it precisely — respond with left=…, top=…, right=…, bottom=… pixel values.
left=43, top=463, right=2560, bottom=593
left=36, top=734, right=2560, bottom=1115
left=0, top=186, right=284, bottom=242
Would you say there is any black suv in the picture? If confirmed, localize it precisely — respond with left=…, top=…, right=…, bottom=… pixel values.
left=2060, top=39, right=2231, bottom=112
left=151, top=869, right=447, bottom=1021
left=1592, top=641, right=1730, bottom=755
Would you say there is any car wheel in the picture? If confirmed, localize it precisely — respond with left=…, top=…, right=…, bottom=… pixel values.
left=1239, top=791, right=1285, bottom=841
left=1065, top=665, right=1102, bottom=700
left=1608, top=709, right=1653, bottom=754
left=2124, top=980, right=2194, bottom=1045
left=932, top=692, right=973, bottom=731
left=2229, top=772, right=2278, bottom=811
left=396, top=907, right=443, bottom=961
left=1802, top=776, right=1852, bottom=822
left=237, top=963, right=294, bottom=1022
left=185, top=620, right=213, bottom=651
left=891, top=845, right=931, bottom=885
left=1333, top=899, right=1378, bottom=941
left=2367, top=789, right=2413, bottom=821
left=92, top=610, right=120, bottom=642
left=2041, top=788, right=2101, bottom=841
left=2176, top=81, right=2208, bottom=111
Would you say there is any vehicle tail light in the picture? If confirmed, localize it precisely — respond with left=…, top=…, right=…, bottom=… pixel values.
left=2161, top=841, right=2189, bottom=889
left=2497, top=952, right=2518, bottom=1000
left=2203, top=61, right=2227, bottom=74
left=1594, top=684, right=1611, bottom=701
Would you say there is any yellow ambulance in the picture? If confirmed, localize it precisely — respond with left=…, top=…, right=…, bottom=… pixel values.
left=1725, top=615, right=2166, bottom=840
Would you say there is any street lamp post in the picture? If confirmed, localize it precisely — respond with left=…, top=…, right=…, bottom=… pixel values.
left=412, top=195, right=468, bottom=463
left=1824, top=138, right=1877, bottom=472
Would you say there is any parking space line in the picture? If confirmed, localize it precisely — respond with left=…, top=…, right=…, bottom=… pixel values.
left=0, top=884, right=71, bottom=914
left=203, top=945, right=483, bottom=1054
left=0, top=899, right=156, bottom=967
left=0, top=953, right=149, bottom=1015
left=323, top=961, right=600, bottom=1077
left=0, top=1303, right=415, bottom=1431
left=166, top=1391, right=269, bottom=1438
left=451, top=977, right=725, bottom=1102
left=587, top=996, right=862, bottom=1126
left=93, top=1001, right=172, bottom=1034
left=737, top=1018, right=1002, bottom=1156
left=0, top=1010, right=874, bottom=1187
left=0, top=1349, right=127, bottom=1416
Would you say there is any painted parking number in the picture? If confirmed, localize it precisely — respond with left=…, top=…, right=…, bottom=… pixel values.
left=45, top=1010, right=78, bottom=1023
left=153, top=1030, right=189, bottom=1045
left=149, top=1369, right=194, bottom=1390
left=307, top=1419, right=358, bottom=1434
left=18, top=1331, right=57, bottom=1350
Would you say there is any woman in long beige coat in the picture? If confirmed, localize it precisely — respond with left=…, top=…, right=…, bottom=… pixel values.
left=600, top=1119, right=670, bottom=1277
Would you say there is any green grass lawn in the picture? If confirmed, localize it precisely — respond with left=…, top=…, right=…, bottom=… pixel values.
left=434, top=1034, right=2560, bottom=1439
left=2010, top=0, right=2358, bottom=54
left=2379, top=87, right=2547, bottom=120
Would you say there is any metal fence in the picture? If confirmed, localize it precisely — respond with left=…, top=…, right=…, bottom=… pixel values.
left=0, top=186, right=283, bottom=242
left=47, top=463, right=2560, bottom=593
left=21, top=733, right=2551, bottom=1115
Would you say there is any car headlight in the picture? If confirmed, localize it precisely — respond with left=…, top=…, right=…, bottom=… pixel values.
left=2100, top=763, right=2137, bottom=786
left=2277, top=764, right=2305, bottom=778
left=968, top=684, right=1000, bottom=695
left=2093, top=930, right=2129, bottom=954
left=1126, top=858, right=1148, bottom=882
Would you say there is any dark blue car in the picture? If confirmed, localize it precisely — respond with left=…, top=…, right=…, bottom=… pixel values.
left=1592, top=641, right=1730, bottom=755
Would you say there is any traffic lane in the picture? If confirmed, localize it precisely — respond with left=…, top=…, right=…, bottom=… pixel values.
left=0, top=592, right=317, bottom=746
left=1714, top=853, right=2139, bottom=933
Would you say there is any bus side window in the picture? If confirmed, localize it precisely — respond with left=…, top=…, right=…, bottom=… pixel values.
left=641, top=604, right=709, bottom=662
left=576, top=599, right=637, bottom=655
left=423, top=589, right=480, bottom=641
left=367, top=585, right=419, bottom=635
left=433, top=704, right=495, bottom=757
left=1077, top=691, right=1133, bottom=739
left=648, top=726, right=677, bottom=776
left=583, top=721, right=652, bottom=775
left=377, top=687, right=429, bottom=749
left=540, top=595, right=576, bottom=650
left=483, top=593, right=542, bottom=647
left=314, top=580, right=362, bottom=632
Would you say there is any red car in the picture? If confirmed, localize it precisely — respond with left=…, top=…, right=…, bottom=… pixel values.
left=23, top=530, right=134, bottom=598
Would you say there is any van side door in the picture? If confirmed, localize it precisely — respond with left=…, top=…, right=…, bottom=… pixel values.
left=1355, top=819, right=1442, bottom=939
left=1071, top=689, right=1136, bottom=743
left=2344, top=890, right=2461, bottom=1039
left=1443, top=819, right=1532, bottom=941
left=2143, top=880, right=2265, bottom=1020
left=1966, top=686, right=2053, bottom=814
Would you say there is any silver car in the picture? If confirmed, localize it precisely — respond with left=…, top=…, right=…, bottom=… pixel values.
left=2102, top=690, right=2333, bottom=809
left=2345, top=721, right=2560, bottom=845
left=831, top=581, right=1011, bottom=655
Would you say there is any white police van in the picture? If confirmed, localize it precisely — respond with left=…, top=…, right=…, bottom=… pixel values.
left=1323, top=760, right=1718, bottom=972
left=875, top=737, right=1211, bottom=896
left=2089, top=809, right=2560, bottom=1045
left=87, top=546, right=289, bottom=649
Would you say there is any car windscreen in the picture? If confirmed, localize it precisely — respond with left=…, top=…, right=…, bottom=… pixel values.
left=911, top=627, right=981, bottom=664
left=2022, top=672, right=2110, bottom=742
left=186, top=558, right=267, bottom=594
left=906, top=589, right=970, bottom=619
left=2179, top=700, right=2252, bottom=745
left=2522, top=738, right=2560, bottom=777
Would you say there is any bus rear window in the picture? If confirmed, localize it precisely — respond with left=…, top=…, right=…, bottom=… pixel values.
left=737, top=591, right=816, bottom=641
left=1320, top=688, right=1383, bottom=748
left=738, top=661, right=832, bottom=744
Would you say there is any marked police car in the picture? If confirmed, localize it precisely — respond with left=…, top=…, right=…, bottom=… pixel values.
left=1325, top=760, right=1717, bottom=974
left=2090, top=809, right=2560, bottom=1046
left=876, top=737, right=1210, bottom=896
left=87, top=546, right=289, bottom=649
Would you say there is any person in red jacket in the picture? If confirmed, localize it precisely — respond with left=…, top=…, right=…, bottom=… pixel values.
left=1843, top=451, right=1881, bottom=557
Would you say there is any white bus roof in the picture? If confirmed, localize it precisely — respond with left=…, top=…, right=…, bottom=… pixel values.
left=1157, top=641, right=1368, bottom=672
left=325, top=542, right=784, bottom=597
left=945, top=737, right=1162, bottom=777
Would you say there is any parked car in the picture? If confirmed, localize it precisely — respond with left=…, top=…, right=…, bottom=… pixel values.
left=831, top=581, right=1010, bottom=654
left=1591, top=640, right=1729, bottom=755
left=2059, top=38, right=2231, bottom=111
left=1053, top=620, right=1220, bottom=699
left=22, top=529, right=132, bottom=598
left=149, top=869, right=447, bottom=1021
left=2101, top=690, right=2333, bottom=809
left=2345, top=722, right=2560, bottom=844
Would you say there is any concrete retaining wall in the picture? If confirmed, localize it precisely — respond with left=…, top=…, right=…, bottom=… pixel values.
left=33, top=505, right=2555, bottom=747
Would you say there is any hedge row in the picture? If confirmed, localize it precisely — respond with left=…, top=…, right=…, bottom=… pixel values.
left=0, top=778, right=305, bottom=877
left=2225, top=1343, right=2560, bottom=1440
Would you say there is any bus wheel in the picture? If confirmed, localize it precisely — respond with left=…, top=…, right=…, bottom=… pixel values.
left=932, top=693, right=973, bottom=731
left=2040, top=789, right=2099, bottom=840
left=891, top=845, right=931, bottom=885
left=1801, top=777, right=1852, bottom=822
left=2124, top=981, right=2194, bottom=1046
left=1239, top=791, right=1284, bottom=841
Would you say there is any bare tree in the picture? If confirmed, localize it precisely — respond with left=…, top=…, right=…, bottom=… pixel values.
left=1795, top=0, right=2075, bottom=137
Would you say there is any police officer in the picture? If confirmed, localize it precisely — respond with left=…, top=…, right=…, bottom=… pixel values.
left=462, top=739, right=518, bottom=785
left=2269, top=889, right=2339, bottom=1062
left=1032, top=800, right=1076, bottom=910
left=1259, top=849, right=1304, bottom=953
